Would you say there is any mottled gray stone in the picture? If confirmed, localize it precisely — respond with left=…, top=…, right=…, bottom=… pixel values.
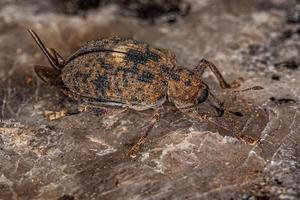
left=0, top=0, right=299, bottom=200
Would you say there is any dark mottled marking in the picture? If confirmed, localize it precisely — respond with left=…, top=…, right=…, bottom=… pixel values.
left=84, top=63, right=90, bottom=68
left=138, top=70, right=155, bottom=83
left=81, top=73, right=90, bottom=83
left=74, top=71, right=80, bottom=78
left=189, top=71, right=194, bottom=76
left=170, top=72, right=180, bottom=81
left=96, top=57, right=103, bottom=63
left=73, top=84, right=79, bottom=92
left=184, top=79, right=192, bottom=86
left=131, top=96, right=139, bottom=102
left=147, top=52, right=160, bottom=62
left=146, top=47, right=160, bottom=62
left=115, top=81, right=122, bottom=95
left=124, top=63, right=139, bottom=75
left=161, top=80, right=168, bottom=86
left=124, top=78, right=129, bottom=87
left=160, top=65, right=169, bottom=74
left=111, top=37, right=122, bottom=44
left=126, top=49, right=148, bottom=64
left=93, top=73, right=110, bottom=94
left=160, top=65, right=180, bottom=81
left=126, top=49, right=160, bottom=64
left=95, top=57, right=113, bottom=70
left=132, top=40, right=146, bottom=45
left=102, top=63, right=113, bottom=70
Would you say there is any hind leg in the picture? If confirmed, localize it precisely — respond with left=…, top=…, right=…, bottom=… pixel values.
left=28, top=29, right=64, bottom=71
left=44, top=88, right=127, bottom=120
left=49, top=48, right=65, bottom=67
left=34, top=65, right=60, bottom=85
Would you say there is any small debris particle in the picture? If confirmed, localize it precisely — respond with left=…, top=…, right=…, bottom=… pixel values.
left=270, top=97, right=296, bottom=104
left=44, top=110, right=67, bottom=121
left=274, top=178, right=283, bottom=186
left=115, top=179, right=121, bottom=187
left=271, top=74, right=280, bottom=81
left=286, top=7, right=300, bottom=24
left=26, top=76, right=33, bottom=85
left=57, top=194, right=75, bottom=200
left=274, top=60, right=299, bottom=70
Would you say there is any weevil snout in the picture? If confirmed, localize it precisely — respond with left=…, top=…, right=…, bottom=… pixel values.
left=167, top=68, right=241, bottom=117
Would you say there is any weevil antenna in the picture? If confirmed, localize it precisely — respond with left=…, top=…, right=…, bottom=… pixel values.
left=219, top=86, right=264, bottom=116
left=180, top=93, right=243, bottom=117
left=208, top=92, right=243, bottom=117
left=27, top=29, right=61, bottom=71
left=232, top=86, right=264, bottom=93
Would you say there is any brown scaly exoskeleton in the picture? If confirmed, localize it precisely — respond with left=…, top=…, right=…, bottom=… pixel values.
left=28, top=29, right=263, bottom=158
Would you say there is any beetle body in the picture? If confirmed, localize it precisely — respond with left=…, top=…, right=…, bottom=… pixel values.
left=28, top=30, right=254, bottom=157
left=30, top=32, right=209, bottom=111
left=62, top=37, right=175, bottom=110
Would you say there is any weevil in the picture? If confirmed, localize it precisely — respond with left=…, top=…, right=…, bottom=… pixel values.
left=28, top=30, right=262, bottom=158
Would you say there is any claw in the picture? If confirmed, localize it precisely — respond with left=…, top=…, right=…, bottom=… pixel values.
left=237, top=133, right=260, bottom=145
left=127, top=135, right=147, bottom=158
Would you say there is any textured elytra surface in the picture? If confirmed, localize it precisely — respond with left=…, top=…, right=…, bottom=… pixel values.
left=0, top=0, right=300, bottom=200
left=61, top=37, right=176, bottom=108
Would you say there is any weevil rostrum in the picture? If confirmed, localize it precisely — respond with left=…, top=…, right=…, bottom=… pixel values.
left=28, top=29, right=262, bottom=158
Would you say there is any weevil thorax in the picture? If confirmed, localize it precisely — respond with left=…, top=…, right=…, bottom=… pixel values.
left=167, top=68, right=209, bottom=109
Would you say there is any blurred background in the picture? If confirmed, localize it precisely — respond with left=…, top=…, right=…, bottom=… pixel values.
left=0, top=0, right=299, bottom=200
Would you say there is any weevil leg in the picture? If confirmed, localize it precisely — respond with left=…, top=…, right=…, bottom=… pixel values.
left=34, top=65, right=60, bottom=85
left=45, top=88, right=128, bottom=120
left=128, top=107, right=164, bottom=158
left=193, top=59, right=240, bottom=89
left=49, top=48, right=65, bottom=67
left=78, top=102, right=128, bottom=118
left=60, top=87, right=82, bottom=101
left=27, top=29, right=62, bottom=71
left=42, top=88, right=80, bottom=120
left=180, top=108, right=258, bottom=145
left=44, top=105, right=127, bottom=121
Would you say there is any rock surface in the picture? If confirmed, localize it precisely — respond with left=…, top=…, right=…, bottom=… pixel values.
left=0, top=0, right=299, bottom=199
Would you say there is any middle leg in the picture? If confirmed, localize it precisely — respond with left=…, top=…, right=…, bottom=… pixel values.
left=128, top=107, right=164, bottom=158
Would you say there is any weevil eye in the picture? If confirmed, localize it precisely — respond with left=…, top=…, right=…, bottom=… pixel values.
left=197, top=88, right=209, bottom=104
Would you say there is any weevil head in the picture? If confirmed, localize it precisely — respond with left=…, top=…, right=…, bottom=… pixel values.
left=167, top=68, right=209, bottom=109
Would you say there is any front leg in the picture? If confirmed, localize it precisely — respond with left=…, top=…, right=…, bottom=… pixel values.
left=180, top=108, right=258, bottom=145
left=128, top=107, right=163, bottom=158
left=193, top=59, right=240, bottom=89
